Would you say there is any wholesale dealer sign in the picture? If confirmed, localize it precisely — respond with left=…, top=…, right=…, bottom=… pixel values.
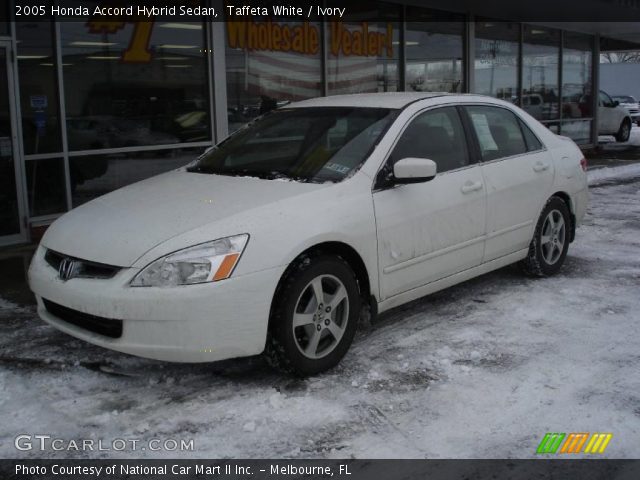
left=85, top=18, right=395, bottom=63
left=227, top=21, right=395, bottom=58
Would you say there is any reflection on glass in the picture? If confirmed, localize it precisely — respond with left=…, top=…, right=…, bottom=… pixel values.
left=327, top=2, right=400, bottom=95
left=523, top=26, right=560, bottom=123
left=562, top=32, right=593, bottom=143
left=16, top=21, right=63, bottom=155
left=474, top=20, right=519, bottom=101
left=61, top=10, right=210, bottom=151
left=25, top=158, right=67, bottom=216
left=225, top=17, right=322, bottom=132
left=563, top=32, right=592, bottom=120
left=406, top=8, right=464, bottom=93
left=70, top=147, right=202, bottom=207
left=561, top=120, right=591, bottom=144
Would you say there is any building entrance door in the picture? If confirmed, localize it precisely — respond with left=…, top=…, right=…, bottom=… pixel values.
left=0, top=42, right=26, bottom=246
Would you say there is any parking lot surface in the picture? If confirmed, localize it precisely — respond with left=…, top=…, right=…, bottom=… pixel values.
left=1, top=165, right=639, bottom=459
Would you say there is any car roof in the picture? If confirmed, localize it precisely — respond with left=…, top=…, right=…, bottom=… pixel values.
left=287, top=92, right=455, bottom=109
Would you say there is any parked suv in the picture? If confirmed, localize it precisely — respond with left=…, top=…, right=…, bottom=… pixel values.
left=595, top=91, right=632, bottom=142
left=612, top=95, right=640, bottom=126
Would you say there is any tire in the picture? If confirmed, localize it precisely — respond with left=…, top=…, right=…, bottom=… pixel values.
left=615, top=119, right=631, bottom=142
left=264, top=254, right=361, bottom=376
left=521, top=196, right=571, bottom=277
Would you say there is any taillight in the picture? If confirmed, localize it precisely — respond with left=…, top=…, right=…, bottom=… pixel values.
left=580, top=158, right=587, bottom=172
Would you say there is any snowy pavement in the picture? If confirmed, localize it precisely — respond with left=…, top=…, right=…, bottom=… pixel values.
left=1, top=166, right=640, bottom=459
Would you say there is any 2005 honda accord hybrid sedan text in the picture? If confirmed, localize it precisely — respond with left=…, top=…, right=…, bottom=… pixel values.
left=29, top=93, right=588, bottom=375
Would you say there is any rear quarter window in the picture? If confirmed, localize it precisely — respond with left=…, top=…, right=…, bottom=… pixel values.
left=519, top=119, right=544, bottom=151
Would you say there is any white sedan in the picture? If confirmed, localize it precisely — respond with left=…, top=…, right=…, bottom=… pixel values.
left=28, top=93, right=588, bottom=376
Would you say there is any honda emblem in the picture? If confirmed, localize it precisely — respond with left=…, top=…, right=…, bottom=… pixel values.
left=58, top=258, right=78, bottom=281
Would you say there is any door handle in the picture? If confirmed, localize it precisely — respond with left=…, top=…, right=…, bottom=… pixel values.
left=461, top=181, right=483, bottom=194
left=533, top=162, right=550, bottom=173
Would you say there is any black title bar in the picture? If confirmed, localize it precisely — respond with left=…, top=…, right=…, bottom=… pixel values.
left=9, top=0, right=640, bottom=22
left=3, top=460, right=640, bottom=480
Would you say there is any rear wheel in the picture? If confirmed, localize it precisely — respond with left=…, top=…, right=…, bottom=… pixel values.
left=264, top=254, right=361, bottom=376
left=521, top=196, right=571, bottom=277
left=616, top=119, right=631, bottom=142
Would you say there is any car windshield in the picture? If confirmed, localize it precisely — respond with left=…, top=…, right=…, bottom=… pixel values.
left=188, top=107, right=397, bottom=183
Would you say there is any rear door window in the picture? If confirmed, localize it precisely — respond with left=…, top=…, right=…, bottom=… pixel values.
left=465, top=106, right=528, bottom=161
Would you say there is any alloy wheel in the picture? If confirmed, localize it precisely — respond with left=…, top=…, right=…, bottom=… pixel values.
left=292, top=274, right=349, bottom=360
left=541, top=209, right=566, bottom=265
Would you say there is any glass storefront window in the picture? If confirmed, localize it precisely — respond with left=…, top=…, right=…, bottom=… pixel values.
left=406, top=8, right=464, bottom=93
left=562, top=31, right=593, bottom=143
left=25, top=158, right=67, bottom=216
left=522, top=26, right=560, bottom=125
left=474, top=20, right=519, bottom=101
left=16, top=21, right=63, bottom=155
left=225, top=17, right=322, bottom=132
left=561, top=119, right=591, bottom=144
left=1, top=44, right=20, bottom=236
left=563, top=33, right=592, bottom=117
left=327, top=2, right=400, bottom=95
left=0, top=2, right=9, bottom=36
left=61, top=14, right=210, bottom=151
left=70, top=147, right=203, bottom=207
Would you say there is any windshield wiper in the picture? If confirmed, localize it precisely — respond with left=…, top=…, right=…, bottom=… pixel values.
left=187, top=166, right=311, bottom=182
left=187, top=166, right=255, bottom=177
left=187, top=165, right=311, bottom=183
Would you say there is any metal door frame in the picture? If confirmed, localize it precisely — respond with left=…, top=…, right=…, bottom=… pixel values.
left=0, top=38, right=28, bottom=247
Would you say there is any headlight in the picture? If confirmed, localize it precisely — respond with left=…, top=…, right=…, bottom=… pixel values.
left=130, top=234, right=249, bottom=287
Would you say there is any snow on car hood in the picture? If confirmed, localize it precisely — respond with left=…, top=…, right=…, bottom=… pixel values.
left=41, top=170, right=325, bottom=267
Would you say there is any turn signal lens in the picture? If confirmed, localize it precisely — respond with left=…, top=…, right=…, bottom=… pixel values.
left=212, top=252, right=241, bottom=281
left=130, top=234, right=249, bottom=287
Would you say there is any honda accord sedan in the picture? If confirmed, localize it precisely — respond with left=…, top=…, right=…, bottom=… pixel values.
left=29, top=93, right=588, bottom=375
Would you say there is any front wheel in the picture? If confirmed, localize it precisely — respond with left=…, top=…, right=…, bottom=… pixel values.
left=616, top=119, right=631, bottom=142
left=265, top=254, right=361, bottom=376
left=521, top=197, right=571, bottom=277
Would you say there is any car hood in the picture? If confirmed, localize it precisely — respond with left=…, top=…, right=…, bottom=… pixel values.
left=42, top=170, right=326, bottom=267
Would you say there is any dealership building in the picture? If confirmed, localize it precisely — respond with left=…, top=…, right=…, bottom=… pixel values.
left=1, top=0, right=640, bottom=246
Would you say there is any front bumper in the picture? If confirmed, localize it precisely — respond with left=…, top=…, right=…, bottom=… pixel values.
left=28, top=246, right=284, bottom=362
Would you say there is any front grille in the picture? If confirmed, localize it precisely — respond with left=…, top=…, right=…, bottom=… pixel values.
left=45, top=249, right=121, bottom=279
left=43, top=299, right=123, bottom=339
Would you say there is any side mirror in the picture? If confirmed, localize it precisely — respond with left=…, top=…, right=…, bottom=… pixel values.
left=393, top=157, right=437, bottom=184
left=613, top=100, right=620, bottom=108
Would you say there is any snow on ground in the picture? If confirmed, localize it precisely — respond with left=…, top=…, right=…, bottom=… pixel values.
left=589, top=162, right=640, bottom=185
left=1, top=166, right=639, bottom=459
